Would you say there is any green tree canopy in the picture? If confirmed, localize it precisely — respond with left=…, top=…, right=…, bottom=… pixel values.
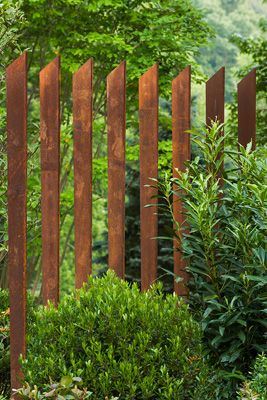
left=21, top=0, right=212, bottom=106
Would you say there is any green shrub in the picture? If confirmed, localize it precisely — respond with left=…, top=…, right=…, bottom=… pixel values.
left=0, top=289, right=10, bottom=396
left=238, top=354, right=267, bottom=400
left=22, top=271, right=217, bottom=399
left=155, top=123, right=267, bottom=393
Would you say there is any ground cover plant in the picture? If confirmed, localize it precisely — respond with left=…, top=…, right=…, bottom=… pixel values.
left=15, top=376, right=96, bottom=400
left=21, top=271, right=219, bottom=400
left=155, top=122, right=267, bottom=397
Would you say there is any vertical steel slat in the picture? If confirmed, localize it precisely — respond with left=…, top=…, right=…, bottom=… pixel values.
left=40, top=57, right=60, bottom=305
left=107, top=62, right=126, bottom=278
left=206, top=67, right=225, bottom=127
left=172, top=66, right=191, bottom=296
left=73, top=59, right=93, bottom=288
left=238, top=69, right=256, bottom=150
left=206, top=67, right=225, bottom=178
left=7, top=52, right=27, bottom=390
left=139, top=64, right=158, bottom=291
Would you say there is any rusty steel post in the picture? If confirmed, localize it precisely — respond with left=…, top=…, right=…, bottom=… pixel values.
left=40, top=57, right=60, bottom=305
left=172, top=66, right=191, bottom=296
left=206, top=67, right=225, bottom=127
left=238, top=69, right=256, bottom=150
left=139, top=64, right=158, bottom=291
left=107, top=61, right=126, bottom=278
left=206, top=67, right=225, bottom=178
left=7, top=52, right=27, bottom=391
left=73, top=59, right=93, bottom=288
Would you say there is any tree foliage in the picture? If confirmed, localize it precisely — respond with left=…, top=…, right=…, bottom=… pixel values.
left=193, top=0, right=266, bottom=91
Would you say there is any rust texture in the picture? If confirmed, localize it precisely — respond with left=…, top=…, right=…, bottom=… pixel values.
left=238, top=69, right=256, bottom=150
left=40, top=57, right=60, bottom=305
left=172, top=66, right=191, bottom=296
left=7, top=52, right=27, bottom=390
left=107, top=62, right=126, bottom=278
left=139, top=64, right=158, bottom=291
left=73, top=59, right=93, bottom=288
left=206, top=67, right=225, bottom=178
left=206, top=67, right=225, bottom=127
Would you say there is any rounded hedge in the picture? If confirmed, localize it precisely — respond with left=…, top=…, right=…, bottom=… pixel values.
left=23, top=271, right=215, bottom=399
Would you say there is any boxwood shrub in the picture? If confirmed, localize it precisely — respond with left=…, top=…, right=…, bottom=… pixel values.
left=22, top=271, right=217, bottom=399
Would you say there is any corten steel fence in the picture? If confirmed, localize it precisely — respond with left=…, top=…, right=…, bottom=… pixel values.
left=6, top=52, right=256, bottom=390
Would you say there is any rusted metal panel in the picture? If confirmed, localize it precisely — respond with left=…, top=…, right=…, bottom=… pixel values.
left=40, top=57, right=60, bottom=305
left=206, top=67, right=225, bottom=127
left=107, top=62, right=126, bottom=278
left=139, top=64, right=158, bottom=291
left=7, top=52, right=27, bottom=390
left=206, top=67, right=225, bottom=178
left=73, top=59, right=93, bottom=288
left=238, top=69, right=256, bottom=150
left=172, top=66, right=191, bottom=296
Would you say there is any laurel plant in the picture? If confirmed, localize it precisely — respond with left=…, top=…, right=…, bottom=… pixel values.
left=154, top=122, right=267, bottom=377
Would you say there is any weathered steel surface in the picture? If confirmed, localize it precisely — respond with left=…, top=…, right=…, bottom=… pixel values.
left=7, top=52, right=27, bottom=390
left=107, top=62, right=126, bottom=278
left=206, top=67, right=225, bottom=179
left=206, top=67, right=225, bottom=127
left=40, top=57, right=60, bottom=305
left=73, top=59, right=93, bottom=288
left=172, top=66, right=191, bottom=296
left=238, top=69, right=256, bottom=150
left=139, top=64, right=158, bottom=291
